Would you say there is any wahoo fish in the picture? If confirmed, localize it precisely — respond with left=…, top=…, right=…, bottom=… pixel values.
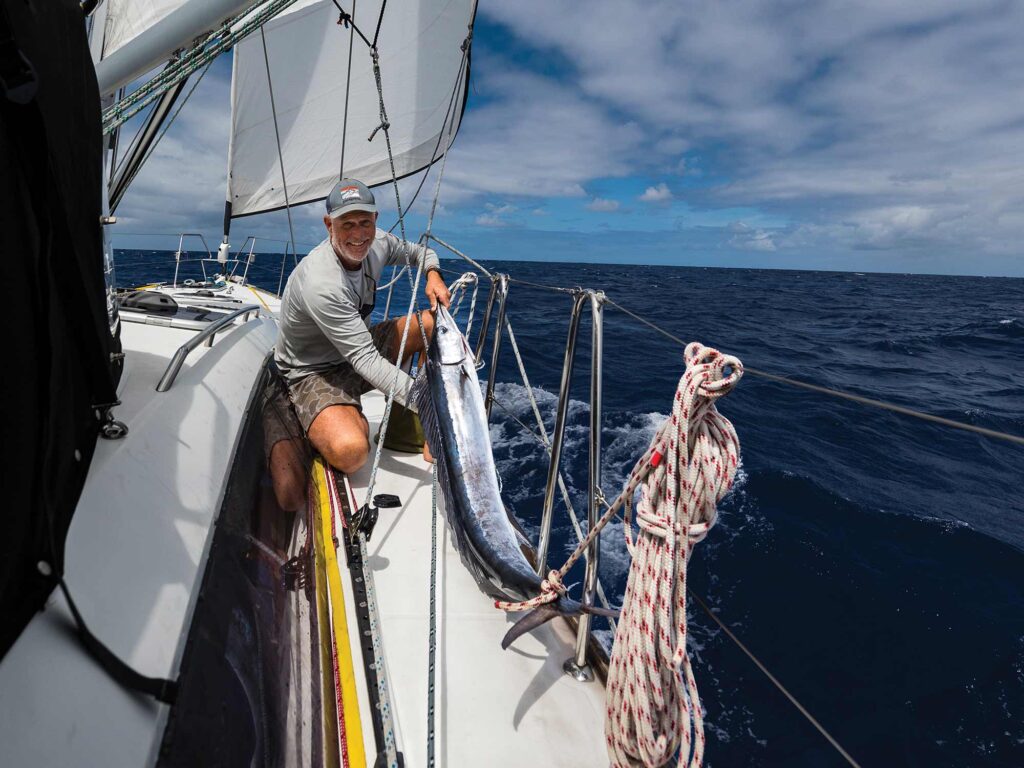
left=412, top=305, right=613, bottom=649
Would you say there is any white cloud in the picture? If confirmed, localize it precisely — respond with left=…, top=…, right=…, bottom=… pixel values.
left=475, top=202, right=518, bottom=228
left=728, top=221, right=777, bottom=252
left=441, top=67, right=645, bottom=201
left=475, top=214, right=508, bottom=227
left=113, top=2, right=1024, bottom=271
left=480, top=0, right=1024, bottom=266
left=639, top=183, right=672, bottom=203
left=586, top=197, right=620, bottom=212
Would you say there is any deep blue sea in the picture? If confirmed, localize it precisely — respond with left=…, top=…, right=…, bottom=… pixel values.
left=118, top=250, right=1024, bottom=767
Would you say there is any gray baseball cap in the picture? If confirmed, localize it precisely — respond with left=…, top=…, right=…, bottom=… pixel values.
left=326, top=178, right=377, bottom=218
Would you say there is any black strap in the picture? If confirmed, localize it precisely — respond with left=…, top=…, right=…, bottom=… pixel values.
left=59, top=580, right=179, bottom=704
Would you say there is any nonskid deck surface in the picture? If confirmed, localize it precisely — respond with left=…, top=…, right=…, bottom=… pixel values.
left=344, top=391, right=608, bottom=768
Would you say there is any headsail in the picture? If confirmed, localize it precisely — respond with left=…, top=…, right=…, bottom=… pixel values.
left=226, top=0, right=474, bottom=218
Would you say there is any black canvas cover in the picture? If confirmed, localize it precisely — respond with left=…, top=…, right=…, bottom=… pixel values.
left=0, top=0, right=122, bottom=659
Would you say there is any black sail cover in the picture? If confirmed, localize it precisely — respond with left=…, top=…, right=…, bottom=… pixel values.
left=0, top=0, right=122, bottom=658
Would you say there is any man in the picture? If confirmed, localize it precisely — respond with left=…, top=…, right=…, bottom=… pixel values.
left=274, top=178, right=449, bottom=475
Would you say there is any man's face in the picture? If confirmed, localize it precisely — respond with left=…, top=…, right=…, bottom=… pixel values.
left=325, top=210, right=377, bottom=264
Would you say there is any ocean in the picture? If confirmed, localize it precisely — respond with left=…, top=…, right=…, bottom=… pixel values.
left=117, top=250, right=1024, bottom=767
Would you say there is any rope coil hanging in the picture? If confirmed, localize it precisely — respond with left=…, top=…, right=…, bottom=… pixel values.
left=496, top=342, right=742, bottom=767
left=606, top=342, right=742, bottom=768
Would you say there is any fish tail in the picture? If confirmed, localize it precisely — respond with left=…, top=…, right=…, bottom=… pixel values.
left=500, top=604, right=562, bottom=650
left=499, top=596, right=620, bottom=650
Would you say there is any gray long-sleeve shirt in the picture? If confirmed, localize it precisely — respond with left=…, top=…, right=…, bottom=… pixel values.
left=275, top=230, right=440, bottom=408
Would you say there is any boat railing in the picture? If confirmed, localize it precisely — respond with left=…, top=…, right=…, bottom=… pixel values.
left=155, top=304, right=262, bottom=392
left=113, top=231, right=307, bottom=296
left=383, top=248, right=617, bottom=679
left=476, top=274, right=612, bottom=680
left=171, top=232, right=214, bottom=286
left=379, top=231, right=1024, bottom=687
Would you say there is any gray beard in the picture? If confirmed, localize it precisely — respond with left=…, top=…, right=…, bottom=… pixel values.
left=330, top=231, right=365, bottom=270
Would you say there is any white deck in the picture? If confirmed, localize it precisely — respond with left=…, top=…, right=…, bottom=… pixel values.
left=345, top=391, right=609, bottom=768
left=0, top=291, right=278, bottom=767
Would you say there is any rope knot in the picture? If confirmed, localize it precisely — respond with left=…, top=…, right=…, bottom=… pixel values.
left=684, top=341, right=744, bottom=399
left=539, top=570, right=565, bottom=598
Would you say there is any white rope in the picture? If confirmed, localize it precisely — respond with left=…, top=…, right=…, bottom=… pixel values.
left=494, top=343, right=742, bottom=765
left=605, top=343, right=742, bottom=768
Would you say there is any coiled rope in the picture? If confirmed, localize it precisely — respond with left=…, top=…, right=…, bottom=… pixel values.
left=491, top=346, right=741, bottom=768
left=605, top=342, right=742, bottom=768
left=495, top=342, right=742, bottom=768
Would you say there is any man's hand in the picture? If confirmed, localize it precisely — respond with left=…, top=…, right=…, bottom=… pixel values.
left=425, top=270, right=450, bottom=310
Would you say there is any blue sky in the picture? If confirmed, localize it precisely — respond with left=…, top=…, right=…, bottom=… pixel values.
left=114, top=1, right=1024, bottom=276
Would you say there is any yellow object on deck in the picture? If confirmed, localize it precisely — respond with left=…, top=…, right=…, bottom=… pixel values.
left=312, top=458, right=366, bottom=768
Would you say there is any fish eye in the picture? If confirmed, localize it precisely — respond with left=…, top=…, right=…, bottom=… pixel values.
left=439, top=326, right=448, bottom=334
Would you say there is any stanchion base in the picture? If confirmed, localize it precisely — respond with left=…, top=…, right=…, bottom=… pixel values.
left=562, top=657, right=594, bottom=682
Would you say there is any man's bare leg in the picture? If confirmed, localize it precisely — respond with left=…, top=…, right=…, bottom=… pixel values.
left=307, top=404, right=371, bottom=474
left=390, top=311, right=434, bottom=362
left=268, top=437, right=308, bottom=511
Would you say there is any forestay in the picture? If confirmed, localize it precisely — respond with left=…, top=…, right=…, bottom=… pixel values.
left=227, top=0, right=473, bottom=217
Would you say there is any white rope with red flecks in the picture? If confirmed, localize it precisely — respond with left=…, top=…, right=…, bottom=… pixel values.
left=605, top=342, right=742, bottom=768
left=496, top=342, right=742, bottom=766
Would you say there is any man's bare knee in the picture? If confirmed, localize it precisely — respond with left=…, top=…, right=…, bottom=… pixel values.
left=323, top=432, right=369, bottom=474
left=308, top=405, right=371, bottom=474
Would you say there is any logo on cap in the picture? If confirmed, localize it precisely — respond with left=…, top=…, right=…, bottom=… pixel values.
left=339, top=186, right=361, bottom=200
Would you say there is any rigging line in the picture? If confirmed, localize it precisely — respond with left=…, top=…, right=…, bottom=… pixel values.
left=385, top=34, right=471, bottom=235
left=338, top=0, right=356, bottom=178
left=426, top=456, right=438, bottom=766
left=500, top=316, right=617, bottom=620
left=111, top=94, right=157, bottom=181
left=369, top=48, right=406, bottom=242
left=371, top=0, right=387, bottom=48
left=689, top=591, right=864, bottom=768
left=605, top=296, right=1024, bottom=447
left=329, top=0, right=372, bottom=49
left=424, top=234, right=493, bottom=278
left=426, top=29, right=472, bottom=235
left=259, top=27, right=298, bottom=270
left=506, top=275, right=580, bottom=295
left=121, top=62, right=213, bottom=196
left=377, top=264, right=409, bottom=291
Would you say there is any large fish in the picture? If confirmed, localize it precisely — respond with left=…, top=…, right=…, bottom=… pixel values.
left=412, top=305, right=612, bottom=648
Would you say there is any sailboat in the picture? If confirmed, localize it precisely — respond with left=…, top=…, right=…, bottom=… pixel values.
left=0, top=1, right=619, bottom=766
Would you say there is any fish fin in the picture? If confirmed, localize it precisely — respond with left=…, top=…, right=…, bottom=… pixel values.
left=500, top=604, right=561, bottom=650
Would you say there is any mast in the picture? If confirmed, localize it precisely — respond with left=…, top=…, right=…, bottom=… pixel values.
left=220, top=45, right=241, bottom=263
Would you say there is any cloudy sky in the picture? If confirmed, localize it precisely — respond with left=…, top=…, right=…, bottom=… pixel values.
left=115, top=1, right=1024, bottom=276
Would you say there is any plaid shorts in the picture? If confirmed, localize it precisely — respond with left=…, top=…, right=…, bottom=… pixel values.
left=287, top=320, right=398, bottom=432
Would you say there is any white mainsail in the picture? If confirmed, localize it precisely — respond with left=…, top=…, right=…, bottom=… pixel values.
left=226, top=0, right=474, bottom=218
left=100, top=0, right=190, bottom=58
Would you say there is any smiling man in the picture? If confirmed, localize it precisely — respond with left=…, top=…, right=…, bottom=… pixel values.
left=274, top=178, right=449, bottom=474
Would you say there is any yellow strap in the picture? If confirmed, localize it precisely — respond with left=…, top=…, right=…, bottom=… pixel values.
left=312, top=458, right=367, bottom=767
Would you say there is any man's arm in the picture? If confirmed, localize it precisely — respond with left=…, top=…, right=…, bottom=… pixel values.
left=305, top=285, right=417, bottom=410
left=379, top=231, right=450, bottom=308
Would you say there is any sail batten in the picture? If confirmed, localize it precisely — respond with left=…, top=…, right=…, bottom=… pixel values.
left=227, top=0, right=473, bottom=219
